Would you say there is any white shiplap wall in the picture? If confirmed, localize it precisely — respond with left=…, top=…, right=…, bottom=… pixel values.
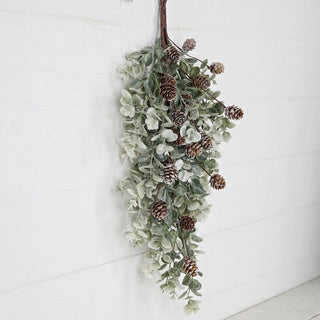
left=0, top=0, right=320, bottom=319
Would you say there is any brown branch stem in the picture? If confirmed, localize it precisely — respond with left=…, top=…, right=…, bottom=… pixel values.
left=155, top=183, right=163, bottom=202
left=178, top=67, right=192, bottom=80
left=203, top=89, right=227, bottom=109
left=160, top=0, right=169, bottom=48
left=168, top=36, right=205, bottom=65
left=194, top=158, right=211, bottom=177
left=191, top=119, right=200, bottom=132
left=182, top=229, right=190, bottom=258
left=173, top=101, right=177, bottom=111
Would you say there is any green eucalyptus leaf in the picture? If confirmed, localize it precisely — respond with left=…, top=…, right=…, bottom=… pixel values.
left=180, top=61, right=188, bottom=74
left=189, top=66, right=200, bottom=78
left=200, top=59, right=208, bottom=69
left=182, top=275, right=192, bottom=286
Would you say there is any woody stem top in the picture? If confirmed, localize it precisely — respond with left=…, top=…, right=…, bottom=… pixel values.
left=160, top=0, right=169, bottom=48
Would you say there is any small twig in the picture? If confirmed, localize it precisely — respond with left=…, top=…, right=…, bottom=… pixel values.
left=160, top=0, right=169, bottom=48
left=191, top=119, right=200, bottom=132
left=203, top=89, right=227, bottom=109
left=168, top=36, right=205, bottom=64
left=155, top=183, right=163, bottom=201
left=194, top=158, right=211, bottom=177
left=182, top=229, right=190, bottom=258
left=173, top=101, right=177, bottom=111
left=178, top=67, right=192, bottom=80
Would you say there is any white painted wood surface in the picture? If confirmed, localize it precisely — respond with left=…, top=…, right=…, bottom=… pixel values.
left=226, top=277, right=320, bottom=320
left=0, top=0, right=320, bottom=319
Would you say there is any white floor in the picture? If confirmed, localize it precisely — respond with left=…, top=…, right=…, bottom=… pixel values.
left=226, top=277, right=320, bottom=320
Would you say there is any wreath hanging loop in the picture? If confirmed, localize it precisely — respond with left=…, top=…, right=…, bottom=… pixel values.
left=117, top=0, right=244, bottom=314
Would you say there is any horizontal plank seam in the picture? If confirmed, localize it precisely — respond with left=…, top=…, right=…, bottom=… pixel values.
left=224, top=150, right=320, bottom=167
left=0, top=251, right=144, bottom=295
left=205, top=201, right=320, bottom=238
left=0, top=200, right=319, bottom=295
left=1, top=150, right=319, bottom=208
left=150, top=255, right=320, bottom=320
left=224, top=277, right=320, bottom=320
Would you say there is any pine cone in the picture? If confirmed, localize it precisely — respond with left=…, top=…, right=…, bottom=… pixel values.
left=208, top=62, right=224, bottom=74
left=161, top=74, right=176, bottom=86
left=162, top=155, right=175, bottom=166
left=160, top=83, right=177, bottom=101
left=186, top=142, right=202, bottom=158
left=193, top=74, right=210, bottom=89
left=172, top=110, right=186, bottom=127
left=160, top=163, right=178, bottom=184
left=225, top=105, right=244, bottom=120
left=200, top=133, right=213, bottom=150
left=183, top=258, right=198, bottom=277
left=172, top=128, right=186, bottom=146
left=163, top=45, right=180, bottom=64
left=210, top=174, right=226, bottom=190
left=179, top=215, right=196, bottom=231
left=152, top=200, right=168, bottom=221
left=182, top=39, right=196, bottom=52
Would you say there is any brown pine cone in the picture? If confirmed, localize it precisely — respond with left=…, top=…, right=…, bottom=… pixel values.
left=179, top=215, right=196, bottom=231
left=152, top=200, right=168, bottom=221
left=172, top=110, right=186, bottom=127
left=182, top=39, right=196, bottom=52
left=183, top=258, right=198, bottom=277
left=163, top=45, right=180, bottom=64
left=200, top=133, right=213, bottom=150
left=208, top=62, right=224, bottom=74
left=161, top=155, right=175, bottom=166
left=172, top=128, right=186, bottom=146
left=193, top=74, right=210, bottom=89
left=186, top=142, right=202, bottom=158
left=161, top=74, right=176, bottom=86
left=210, top=174, right=226, bottom=190
left=160, top=83, right=177, bottom=101
left=160, top=163, right=178, bottom=185
left=225, top=105, right=244, bottom=120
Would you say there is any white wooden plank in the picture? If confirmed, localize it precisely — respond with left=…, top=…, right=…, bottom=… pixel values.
left=226, top=277, right=320, bottom=320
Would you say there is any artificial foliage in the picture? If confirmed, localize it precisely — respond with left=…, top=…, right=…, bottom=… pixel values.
left=116, top=0, right=244, bottom=314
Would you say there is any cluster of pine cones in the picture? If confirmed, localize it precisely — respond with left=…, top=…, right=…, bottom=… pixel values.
left=152, top=39, right=244, bottom=278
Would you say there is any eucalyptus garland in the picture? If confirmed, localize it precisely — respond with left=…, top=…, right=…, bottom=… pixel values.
left=116, top=0, right=244, bottom=314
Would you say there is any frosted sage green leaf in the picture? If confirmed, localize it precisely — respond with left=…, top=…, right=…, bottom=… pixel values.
left=137, top=230, right=148, bottom=239
left=188, top=202, right=200, bottom=211
left=173, top=196, right=184, bottom=207
left=189, top=279, right=202, bottom=291
left=127, top=51, right=141, bottom=60
left=182, top=275, right=192, bottom=286
left=148, top=239, right=161, bottom=250
left=191, top=234, right=203, bottom=242
left=200, top=59, right=208, bottom=69
left=161, top=237, right=171, bottom=249
left=180, top=60, right=188, bottom=74
left=189, top=66, right=200, bottom=78
left=185, top=128, right=201, bottom=143
left=136, top=181, right=146, bottom=199
left=223, top=132, right=232, bottom=142
left=155, top=48, right=163, bottom=59
left=132, top=94, right=144, bottom=106
left=144, top=53, right=153, bottom=66
left=178, top=170, right=193, bottom=182
left=163, top=254, right=173, bottom=263
left=145, top=115, right=159, bottom=130
left=162, top=129, right=178, bottom=142
left=178, top=290, right=188, bottom=299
